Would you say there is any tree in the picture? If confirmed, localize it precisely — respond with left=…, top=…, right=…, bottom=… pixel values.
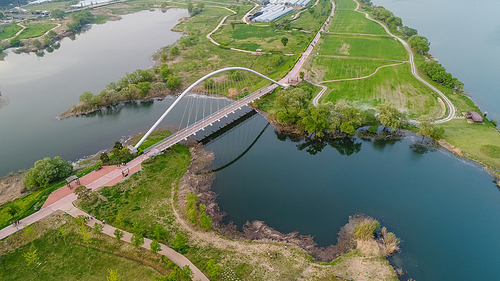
left=417, top=115, right=434, bottom=140
left=150, top=239, right=161, bottom=254
left=340, top=120, right=358, bottom=135
left=111, top=141, right=123, bottom=155
left=114, top=229, right=124, bottom=243
left=52, top=9, right=65, bottom=20
left=75, top=186, right=92, bottom=201
left=172, top=233, right=187, bottom=253
left=59, top=225, right=70, bottom=253
left=408, top=35, right=430, bottom=54
left=131, top=233, right=144, bottom=248
left=185, top=191, right=199, bottom=224
left=136, top=81, right=151, bottom=97
left=47, top=30, right=57, bottom=39
left=385, top=16, right=402, bottom=29
left=170, top=46, right=179, bottom=56
left=160, top=65, right=173, bottom=81
left=100, top=152, right=110, bottom=163
left=181, top=265, right=193, bottom=280
left=7, top=205, right=20, bottom=220
left=43, top=34, right=52, bottom=46
left=376, top=102, right=402, bottom=131
left=93, top=222, right=104, bottom=235
left=154, top=224, right=167, bottom=241
left=166, top=75, right=182, bottom=90
left=378, top=9, right=393, bottom=21
left=400, top=26, right=418, bottom=37
left=199, top=204, right=212, bottom=229
left=196, top=3, right=205, bottom=10
left=9, top=37, right=21, bottom=47
left=23, top=248, right=40, bottom=278
left=283, top=23, right=291, bottom=30
left=79, top=91, right=94, bottom=103
left=22, top=224, right=36, bottom=249
left=204, top=259, right=221, bottom=278
left=299, top=71, right=304, bottom=79
left=80, top=225, right=93, bottom=258
left=280, top=36, right=288, bottom=47
left=230, top=21, right=236, bottom=30
left=107, top=269, right=121, bottom=281
left=32, top=39, right=42, bottom=48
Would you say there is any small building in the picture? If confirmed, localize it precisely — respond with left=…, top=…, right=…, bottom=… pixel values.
left=465, top=110, right=483, bottom=123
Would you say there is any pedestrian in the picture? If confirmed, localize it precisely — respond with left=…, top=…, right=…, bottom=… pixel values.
left=285, top=245, right=287, bottom=250
left=102, top=220, right=105, bottom=225
left=276, top=253, right=278, bottom=258
left=90, top=215, right=93, bottom=220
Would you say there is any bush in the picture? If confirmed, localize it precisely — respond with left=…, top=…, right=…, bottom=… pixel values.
left=353, top=218, right=380, bottom=240
left=172, top=233, right=187, bottom=253
left=24, top=156, right=73, bottom=189
left=491, top=119, right=498, bottom=127
left=166, top=75, right=182, bottom=90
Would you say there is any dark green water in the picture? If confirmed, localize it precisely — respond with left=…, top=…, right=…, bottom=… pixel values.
left=0, top=9, right=189, bottom=176
left=209, top=114, right=500, bottom=280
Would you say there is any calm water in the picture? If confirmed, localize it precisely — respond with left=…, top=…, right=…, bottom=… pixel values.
left=0, top=9, right=189, bottom=176
left=373, top=0, right=500, bottom=122
left=210, top=114, right=500, bottom=280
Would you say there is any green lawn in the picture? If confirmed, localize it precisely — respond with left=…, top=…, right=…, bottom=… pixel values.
left=211, top=23, right=310, bottom=54
left=318, top=34, right=408, bottom=61
left=291, top=0, right=332, bottom=31
left=329, top=10, right=387, bottom=35
left=322, top=63, right=442, bottom=118
left=334, top=0, right=357, bottom=10
left=0, top=162, right=101, bottom=230
left=312, top=57, right=399, bottom=81
left=16, top=23, right=58, bottom=40
left=26, top=0, right=72, bottom=11
left=0, top=216, right=164, bottom=281
left=0, top=24, right=23, bottom=40
left=438, top=120, right=500, bottom=171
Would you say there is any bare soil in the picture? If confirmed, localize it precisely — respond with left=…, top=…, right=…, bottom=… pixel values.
left=0, top=172, right=27, bottom=207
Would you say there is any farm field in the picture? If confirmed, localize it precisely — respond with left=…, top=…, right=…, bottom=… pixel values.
left=328, top=10, right=387, bottom=35
left=334, top=0, right=357, bottom=10
left=322, top=63, right=442, bottom=118
left=0, top=24, right=23, bottom=40
left=16, top=23, right=58, bottom=40
left=312, top=57, right=400, bottom=81
left=318, top=34, right=408, bottom=61
left=211, top=23, right=309, bottom=54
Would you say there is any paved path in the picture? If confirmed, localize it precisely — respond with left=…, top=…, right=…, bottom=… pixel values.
left=352, top=0, right=455, bottom=123
left=312, top=0, right=456, bottom=123
left=2, top=23, right=26, bottom=42
left=60, top=204, right=209, bottom=281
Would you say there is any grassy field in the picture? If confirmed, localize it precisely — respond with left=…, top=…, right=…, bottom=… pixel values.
left=16, top=23, right=58, bottom=40
left=318, top=34, right=408, bottom=61
left=291, top=0, right=332, bottom=31
left=164, top=5, right=299, bottom=86
left=322, top=63, right=442, bottom=118
left=328, top=10, right=387, bottom=35
left=26, top=0, right=72, bottom=11
left=211, top=23, right=310, bottom=53
left=312, top=57, right=399, bottom=81
left=334, top=0, right=357, bottom=10
left=438, top=120, right=500, bottom=172
left=0, top=24, right=23, bottom=40
left=0, top=214, right=166, bottom=281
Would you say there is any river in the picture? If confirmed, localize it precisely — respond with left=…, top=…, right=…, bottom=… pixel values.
left=209, top=114, right=500, bottom=280
left=372, top=0, right=500, bottom=122
left=0, top=9, right=189, bottom=176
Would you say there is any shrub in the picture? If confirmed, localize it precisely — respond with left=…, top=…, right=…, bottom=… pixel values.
left=353, top=218, right=380, bottom=240
left=166, top=75, right=182, bottom=90
left=24, top=156, right=73, bottom=189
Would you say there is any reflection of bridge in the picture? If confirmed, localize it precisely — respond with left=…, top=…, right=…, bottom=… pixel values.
left=135, top=67, right=288, bottom=153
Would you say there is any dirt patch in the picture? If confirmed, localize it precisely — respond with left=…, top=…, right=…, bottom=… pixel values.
left=339, top=43, right=350, bottom=55
left=438, top=139, right=463, bottom=157
left=0, top=172, right=27, bottom=206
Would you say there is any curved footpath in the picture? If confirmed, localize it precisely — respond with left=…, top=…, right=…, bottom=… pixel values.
left=312, top=0, right=456, bottom=123
left=60, top=204, right=209, bottom=281
left=0, top=3, right=338, bottom=278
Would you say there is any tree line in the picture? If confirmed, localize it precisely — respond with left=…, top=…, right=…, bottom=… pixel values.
left=73, top=64, right=182, bottom=114
left=269, top=86, right=445, bottom=140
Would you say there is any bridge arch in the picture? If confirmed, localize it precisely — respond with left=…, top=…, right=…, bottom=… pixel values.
left=135, top=67, right=288, bottom=149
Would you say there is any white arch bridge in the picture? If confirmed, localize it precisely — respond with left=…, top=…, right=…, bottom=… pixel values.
left=135, top=67, right=289, bottom=153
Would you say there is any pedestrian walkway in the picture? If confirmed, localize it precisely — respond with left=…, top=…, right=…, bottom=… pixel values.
left=60, top=203, right=209, bottom=281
